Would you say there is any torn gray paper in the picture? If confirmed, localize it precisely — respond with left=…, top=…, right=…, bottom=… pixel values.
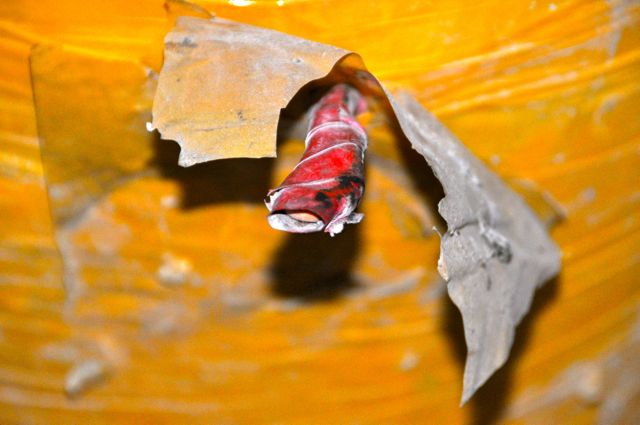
left=388, top=91, right=561, bottom=403
left=151, top=15, right=561, bottom=403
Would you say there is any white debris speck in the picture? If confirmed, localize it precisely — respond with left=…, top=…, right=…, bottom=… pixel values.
left=161, top=194, right=179, bottom=208
left=65, top=360, right=106, bottom=397
left=437, top=255, right=449, bottom=281
left=400, top=351, right=420, bottom=371
left=157, top=253, right=193, bottom=287
left=145, top=121, right=155, bottom=132
left=575, top=363, right=603, bottom=404
left=228, top=0, right=254, bottom=6
left=549, top=3, right=557, bottom=11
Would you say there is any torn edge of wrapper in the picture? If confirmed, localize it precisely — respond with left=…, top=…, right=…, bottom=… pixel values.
left=151, top=15, right=561, bottom=404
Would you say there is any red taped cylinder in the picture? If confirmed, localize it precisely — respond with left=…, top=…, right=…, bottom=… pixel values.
left=265, top=84, right=367, bottom=236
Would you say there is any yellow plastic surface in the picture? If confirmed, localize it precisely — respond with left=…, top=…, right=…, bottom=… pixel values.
left=0, top=0, right=639, bottom=423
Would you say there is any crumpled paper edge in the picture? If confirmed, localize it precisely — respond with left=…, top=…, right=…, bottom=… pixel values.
left=152, top=16, right=349, bottom=165
left=387, top=90, right=561, bottom=403
left=151, top=15, right=561, bottom=403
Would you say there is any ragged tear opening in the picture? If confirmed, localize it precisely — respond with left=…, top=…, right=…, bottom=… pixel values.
left=267, top=209, right=324, bottom=233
